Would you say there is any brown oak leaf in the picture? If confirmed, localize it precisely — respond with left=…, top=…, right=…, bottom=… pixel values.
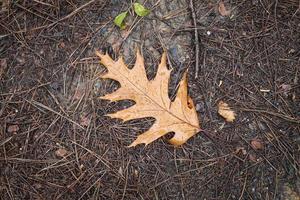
left=96, top=49, right=200, bottom=147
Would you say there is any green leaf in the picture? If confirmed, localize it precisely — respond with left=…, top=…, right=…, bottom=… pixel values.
left=133, top=3, right=150, bottom=17
left=114, top=11, right=128, bottom=29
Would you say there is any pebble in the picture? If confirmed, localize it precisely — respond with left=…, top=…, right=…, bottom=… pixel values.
left=196, top=103, right=201, bottom=111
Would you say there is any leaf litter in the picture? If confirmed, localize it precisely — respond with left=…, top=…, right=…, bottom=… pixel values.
left=1, top=0, right=299, bottom=198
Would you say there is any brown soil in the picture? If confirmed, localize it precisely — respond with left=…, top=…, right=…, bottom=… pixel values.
left=0, top=0, right=299, bottom=199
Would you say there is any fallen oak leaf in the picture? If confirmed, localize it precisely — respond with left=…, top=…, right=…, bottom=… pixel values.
left=218, top=101, right=236, bottom=122
left=96, top=49, right=201, bottom=147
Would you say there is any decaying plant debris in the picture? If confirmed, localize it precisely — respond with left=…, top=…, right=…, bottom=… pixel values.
left=0, top=0, right=299, bottom=199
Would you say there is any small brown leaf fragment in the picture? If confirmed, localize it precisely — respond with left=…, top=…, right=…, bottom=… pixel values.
left=80, top=115, right=91, bottom=127
left=34, top=183, right=42, bottom=189
left=235, top=147, right=247, bottom=155
left=218, top=1, right=231, bottom=16
left=250, top=139, right=264, bottom=150
left=249, top=154, right=258, bottom=162
left=218, top=101, right=236, bottom=122
left=59, top=42, right=66, bottom=48
left=73, top=87, right=85, bottom=100
left=279, top=84, right=292, bottom=96
left=55, top=148, right=68, bottom=157
left=134, top=169, right=139, bottom=178
left=7, top=125, right=19, bottom=133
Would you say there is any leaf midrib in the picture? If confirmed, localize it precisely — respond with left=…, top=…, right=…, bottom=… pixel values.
left=111, top=68, right=198, bottom=128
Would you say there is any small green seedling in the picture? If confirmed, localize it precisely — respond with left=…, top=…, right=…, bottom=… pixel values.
left=114, top=11, right=128, bottom=29
left=113, top=2, right=150, bottom=29
left=133, top=3, right=150, bottom=17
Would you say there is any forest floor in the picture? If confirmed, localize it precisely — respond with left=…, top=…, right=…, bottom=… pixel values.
left=0, top=0, right=299, bottom=199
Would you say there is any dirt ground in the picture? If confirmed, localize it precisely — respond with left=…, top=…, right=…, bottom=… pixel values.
left=0, top=0, right=299, bottom=199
